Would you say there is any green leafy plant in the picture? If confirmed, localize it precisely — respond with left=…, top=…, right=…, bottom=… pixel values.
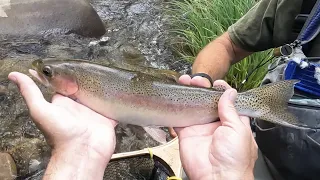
left=165, top=0, right=274, bottom=91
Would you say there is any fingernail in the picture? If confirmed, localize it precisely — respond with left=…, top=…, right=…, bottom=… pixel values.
left=12, top=77, right=17, bottom=83
left=204, top=79, right=212, bottom=88
left=228, top=89, right=237, bottom=102
left=8, top=74, right=17, bottom=83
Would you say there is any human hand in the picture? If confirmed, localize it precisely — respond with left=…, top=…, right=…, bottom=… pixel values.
left=8, top=72, right=117, bottom=179
left=168, top=75, right=212, bottom=138
left=175, top=74, right=258, bottom=180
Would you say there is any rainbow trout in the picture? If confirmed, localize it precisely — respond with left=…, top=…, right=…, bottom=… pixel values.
left=28, top=59, right=311, bottom=130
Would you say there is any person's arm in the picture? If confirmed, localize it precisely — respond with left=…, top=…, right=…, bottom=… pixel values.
left=192, top=32, right=252, bottom=80
left=8, top=72, right=117, bottom=180
left=43, top=144, right=109, bottom=180
left=191, top=0, right=302, bottom=81
left=175, top=80, right=258, bottom=180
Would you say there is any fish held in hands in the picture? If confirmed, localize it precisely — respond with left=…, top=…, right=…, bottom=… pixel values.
left=29, top=59, right=313, bottom=131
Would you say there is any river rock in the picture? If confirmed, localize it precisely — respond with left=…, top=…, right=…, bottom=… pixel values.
left=0, top=0, right=106, bottom=37
left=0, top=152, right=17, bottom=180
left=6, top=138, right=50, bottom=178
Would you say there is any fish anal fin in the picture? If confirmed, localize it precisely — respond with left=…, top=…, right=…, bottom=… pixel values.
left=143, top=126, right=167, bottom=144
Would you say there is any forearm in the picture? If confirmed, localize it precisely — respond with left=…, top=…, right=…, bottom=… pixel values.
left=192, top=32, right=252, bottom=80
left=43, top=143, right=109, bottom=180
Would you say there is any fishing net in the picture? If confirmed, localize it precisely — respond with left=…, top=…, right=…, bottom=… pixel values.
left=18, top=124, right=181, bottom=180
left=20, top=154, right=179, bottom=180
left=104, top=154, right=177, bottom=180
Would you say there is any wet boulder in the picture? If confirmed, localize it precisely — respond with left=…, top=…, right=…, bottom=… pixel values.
left=0, top=0, right=106, bottom=38
left=0, top=152, right=17, bottom=180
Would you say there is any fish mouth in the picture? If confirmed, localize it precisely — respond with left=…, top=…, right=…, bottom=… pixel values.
left=29, top=59, right=51, bottom=87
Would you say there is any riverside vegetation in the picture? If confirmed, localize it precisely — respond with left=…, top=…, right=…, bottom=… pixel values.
left=166, top=0, right=274, bottom=92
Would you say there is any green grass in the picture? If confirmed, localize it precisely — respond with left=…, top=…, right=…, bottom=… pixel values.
left=165, top=0, right=274, bottom=92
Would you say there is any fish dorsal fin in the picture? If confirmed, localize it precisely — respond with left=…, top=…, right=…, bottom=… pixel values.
left=212, top=84, right=227, bottom=92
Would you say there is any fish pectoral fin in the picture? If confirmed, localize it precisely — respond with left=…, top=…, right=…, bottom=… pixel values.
left=143, top=126, right=167, bottom=144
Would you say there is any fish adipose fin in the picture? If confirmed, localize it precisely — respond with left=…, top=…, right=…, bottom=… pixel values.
left=237, top=80, right=319, bottom=130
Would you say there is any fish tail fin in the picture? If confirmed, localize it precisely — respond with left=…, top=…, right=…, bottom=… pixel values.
left=237, top=80, right=313, bottom=129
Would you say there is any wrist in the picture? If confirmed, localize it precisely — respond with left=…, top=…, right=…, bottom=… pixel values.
left=210, top=169, right=254, bottom=180
left=186, top=168, right=254, bottom=180
left=44, top=142, right=111, bottom=180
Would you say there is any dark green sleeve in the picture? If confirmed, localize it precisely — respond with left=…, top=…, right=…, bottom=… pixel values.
left=227, top=0, right=303, bottom=52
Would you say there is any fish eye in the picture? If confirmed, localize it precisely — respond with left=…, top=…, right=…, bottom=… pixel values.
left=42, top=66, right=52, bottom=77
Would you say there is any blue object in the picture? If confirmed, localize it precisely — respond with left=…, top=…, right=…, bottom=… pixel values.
left=284, top=60, right=320, bottom=97
left=283, top=0, right=320, bottom=97
left=298, top=0, right=320, bottom=45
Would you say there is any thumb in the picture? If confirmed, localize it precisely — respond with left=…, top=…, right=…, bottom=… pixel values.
left=218, top=88, right=241, bottom=126
left=8, top=72, right=49, bottom=117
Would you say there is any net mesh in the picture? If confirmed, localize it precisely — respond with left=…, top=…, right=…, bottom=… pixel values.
left=21, top=154, right=177, bottom=180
